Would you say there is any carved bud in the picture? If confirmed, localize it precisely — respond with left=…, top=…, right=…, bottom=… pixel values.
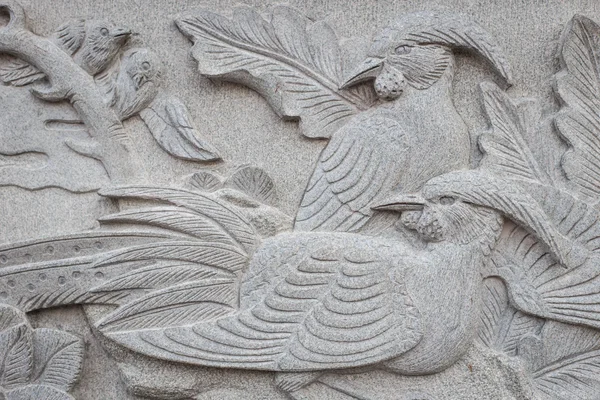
left=374, top=64, right=406, bottom=100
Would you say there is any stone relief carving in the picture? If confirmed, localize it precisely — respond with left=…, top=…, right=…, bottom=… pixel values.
left=2, top=2, right=600, bottom=399
left=0, top=0, right=220, bottom=193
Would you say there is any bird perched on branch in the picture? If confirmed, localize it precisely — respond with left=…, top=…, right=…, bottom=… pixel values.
left=294, top=12, right=513, bottom=233
left=0, top=19, right=131, bottom=85
left=96, top=47, right=221, bottom=161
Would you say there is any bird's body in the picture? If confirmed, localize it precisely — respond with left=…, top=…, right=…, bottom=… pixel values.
left=295, top=64, right=470, bottom=232
left=108, top=195, right=503, bottom=376
left=0, top=19, right=131, bottom=85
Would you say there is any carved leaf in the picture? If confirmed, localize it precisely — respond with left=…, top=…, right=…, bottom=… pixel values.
left=99, top=206, right=238, bottom=246
left=176, top=6, right=374, bottom=139
left=226, top=166, right=277, bottom=205
left=555, top=15, right=600, bottom=198
left=0, top=58, right=45, bottom=86
left=4, top=384, right=74, bottom=400
left=0, top=324, right=33, bottom=389
left=100, top=186, right=258, bottom=253
left=31, top=329, right=83, bottom=391
left=93, top=241, right=248, bottom=273
left=188, top=171, right=223, bottom=192
left=91, top=261, right=232, bottom=292
left=479, top=82, right=549, bottom=183
left=97, top=280, right=236, bottom=332
left=534, top=349, right=600, bottom=400
left=140, top=95, right=221, bottom=162
left=477, top=278, right=543, bottom=356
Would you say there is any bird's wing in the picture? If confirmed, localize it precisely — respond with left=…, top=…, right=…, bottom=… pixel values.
left=294, top=113, right=408, bottom=232
left=53, top=19, right=86, bottom=55
left=104, top=233, right=422, bottom=371
left=139, top=95, right=221, bottom=162
left=0, top=58, right=46, bottom=86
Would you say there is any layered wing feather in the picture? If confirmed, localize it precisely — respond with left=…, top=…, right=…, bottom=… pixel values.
left=103, top=233, right=423, bottom=371
left=294, top=113, right=408, bottom=232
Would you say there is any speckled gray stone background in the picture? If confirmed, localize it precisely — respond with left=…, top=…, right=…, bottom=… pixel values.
left=3, top=1, right=600, bottom=399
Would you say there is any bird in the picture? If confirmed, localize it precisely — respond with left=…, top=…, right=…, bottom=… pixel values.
left=0, top=19, right=131, bottom=85
left=0, top=169, right=598, bottom=397
left=90, top=169, right=598, bottom=395
left=293, top=12, right=513, bottom=234
left=96, top=47, right=221, bottom=161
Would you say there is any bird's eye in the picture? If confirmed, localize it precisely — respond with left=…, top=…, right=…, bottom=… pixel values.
left=141, top=61, right=151, bottom=71
left=439, top=196, right=455, bottom=205
left=395, top=45, right=412, bottom=55
left=100, top=27, right=109, bottom=36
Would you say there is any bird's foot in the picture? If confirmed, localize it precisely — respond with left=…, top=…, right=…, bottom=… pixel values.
left=275, top=371, right=323, bottom=394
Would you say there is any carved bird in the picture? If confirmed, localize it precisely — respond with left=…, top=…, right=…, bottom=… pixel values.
left=294, top=12, right=513, bottom=233
left=93, top=171, right=592, bottom=393
left=97, top=47, right=221, bottom=161
left=0, top=170, right=598, bottom=396
left=0, top=19, right=131, bottom=85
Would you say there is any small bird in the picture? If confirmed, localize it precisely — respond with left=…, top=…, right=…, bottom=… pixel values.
left=98, top=47, right=221, bottom=161
left=294, top=12, right=513, bottom=233
left=0, top=19, right=131, bottom=85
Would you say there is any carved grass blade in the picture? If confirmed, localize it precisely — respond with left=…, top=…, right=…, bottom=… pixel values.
left=176, top=6, right=374, bottom=139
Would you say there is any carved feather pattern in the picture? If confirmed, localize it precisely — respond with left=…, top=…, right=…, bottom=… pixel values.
left=176, top=6, right=375, bottom=139
left=555, top=15, right=600, bottom=198
left=91, top=261, right=232, bottom=293
left=93, top=241, right=247, bottom=273
left=31, top=329, right=83, bottom=391
left=99, top=206, right=238, bottom=246
left=97, top=280, right=237, bottom=332
left=479, top=82, right=549, bottom=183
left=477, top=278, right=543, bottom=355
left=534, top=349, right=600, bottom=399
left=100, top=186, right=258, bottom=253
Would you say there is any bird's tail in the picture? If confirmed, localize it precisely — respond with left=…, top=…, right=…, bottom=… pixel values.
left=0, top=185, right=258, bottom=317
left=488, top=186, right=600, bottom=329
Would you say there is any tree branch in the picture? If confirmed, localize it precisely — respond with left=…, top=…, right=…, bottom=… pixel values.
left=0, top=0, right=145, bottom=184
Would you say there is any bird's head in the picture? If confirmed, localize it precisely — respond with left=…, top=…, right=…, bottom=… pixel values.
left=122, top=48, right=163, bottom=89
left=373, top=191, right=501, bottom=247
left=85, top=19, right=131, bottom=49
left=81, top=19, right=131, bottom=73
left=340, top=12, right=512, bottom=100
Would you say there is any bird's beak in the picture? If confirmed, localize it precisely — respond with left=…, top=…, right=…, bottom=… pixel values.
left=339, top=57, right=384, bottom=89
left=113, top=28, right=132, bottom=40
left=372, top=193, right=426, bottom=211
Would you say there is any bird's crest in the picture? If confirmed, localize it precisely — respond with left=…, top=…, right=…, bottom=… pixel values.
left=374, top=12, right=513, bottom=85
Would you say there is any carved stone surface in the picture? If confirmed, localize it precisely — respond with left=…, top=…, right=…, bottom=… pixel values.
left=4, top=1, right=600, bottom=399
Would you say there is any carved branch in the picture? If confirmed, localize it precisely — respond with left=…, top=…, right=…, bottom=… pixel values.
left=0, top=0, right=144, bottom=184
